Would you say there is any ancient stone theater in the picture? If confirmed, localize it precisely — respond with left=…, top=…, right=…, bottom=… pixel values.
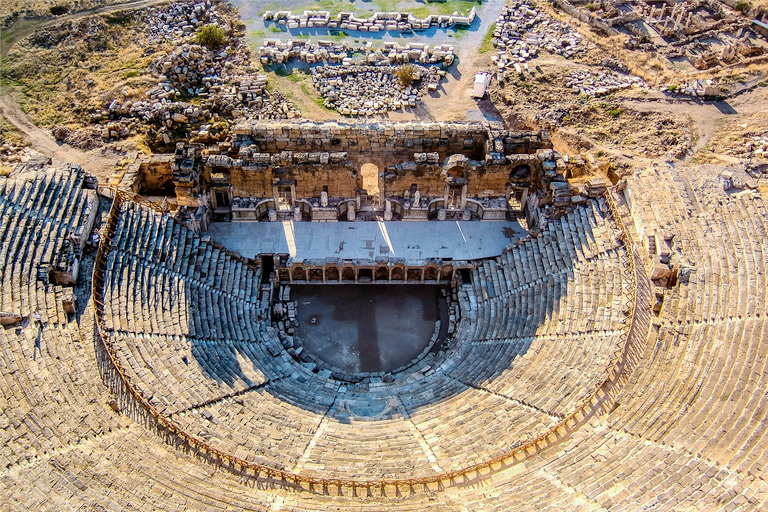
left=2, top=0, right=768, bottom=510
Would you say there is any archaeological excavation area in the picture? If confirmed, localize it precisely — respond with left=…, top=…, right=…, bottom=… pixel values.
left=1, top=0, right=768, bottom=510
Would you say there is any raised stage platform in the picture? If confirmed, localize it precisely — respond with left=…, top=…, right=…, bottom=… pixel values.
left=205, top=219, right=527, bottom=262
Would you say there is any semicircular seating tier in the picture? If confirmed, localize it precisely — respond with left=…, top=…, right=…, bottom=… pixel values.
left=96, top=194, right=635, bottom=481
left=0, top=167, right=124, bottom=471
left=4, top=164, right=768, bottom=510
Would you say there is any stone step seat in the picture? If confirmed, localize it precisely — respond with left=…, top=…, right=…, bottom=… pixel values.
left=713, top=213, right=750, bottom=321
left=125, top=333, right=557, bottom=479
left=291, top=413, right=440, bottom=480
left=612, top=322, right=733, bottom=446
left=465, top=332, right=618, bottom=418
left=103, top=249, right=262, bottom=341
left=727, top=196, right=768, bottom=317
left=1, top=426, right=279, bottom=511
left=108, top=246, right=261, bottom=318
left=0, top=167, right=84, bottom=225
left=490, top=201, right=621, bottom=298
left=471, top=422, right=767, bottom=511
left=277, top=495, right=456, bottom=512
left=169, top=383, right=330, bottom=472
left=108, top=332, right=274, bottom=416
left=0, top=323, right=121, bottom=469
left=549, top=428, right=742, bottom=510
left=447, top=337, right=533, bottom=389
left=1, top=216, right=56, bottom=319
left=401, top=385, right=555, bottom=473
left=672, top=320, right=768, bottom=475
left=0, top=169, right=96, bottom=320
left=607, top=183, right=768, bottom=482
left=473, top=248, right=627, bottom=342
left=113, top=202, right=261, bottom=302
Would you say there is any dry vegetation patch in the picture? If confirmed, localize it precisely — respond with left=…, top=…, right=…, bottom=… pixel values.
left=2, top=0, right=300, bottom=152
left=693, top=110, right=768, bottom=165
left=495, top=69, right=694, bottom=161
left=3, top=12, right=152, bottom=135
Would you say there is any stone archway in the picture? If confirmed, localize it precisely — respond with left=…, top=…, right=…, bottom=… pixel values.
left=326, top=266, right=339, bottom=282
left=360, top=163, right=380, bottom=207
left=375, top=266, right=390, bottom=282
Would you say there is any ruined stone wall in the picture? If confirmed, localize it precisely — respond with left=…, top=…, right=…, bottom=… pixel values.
left=164, top=122, right=562, bottom=224
left=381, top=165, right=446, bottom=198
left=466, top=167, right=519, bottom=197
left=233, top=120, right=549, bottom=163
left=139, top=155, right=175, bottom=194
left=293, top=166, right=358, bottom=198
left=226, top=166, right=275, bottom=198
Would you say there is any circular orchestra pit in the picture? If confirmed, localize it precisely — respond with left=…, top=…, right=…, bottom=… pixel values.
left=2, top=161, right=768, bottom=511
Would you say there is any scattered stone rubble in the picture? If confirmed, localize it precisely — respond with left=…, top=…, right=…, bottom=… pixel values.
left=146, top=0, right=229, bottom=44
left=494, top=72, right=694, bottom=160
left=258, top=37, right=455, bottom=115
left=263, top=8, right=477, bottom=33
left=51, top=126, right=104, bottom=150
left=259, top=39, right=455, bottom=67
left=709, top=124, right=768, bottom=161
left=312, top=65, right=444, bottom=115
left=492, top=0, right=594, bottom=68
left=90, top=1, right=299, bottom=146
left=0, top=144, right=48, bottom=166
left=743, top=132, right=768, bottom=159
left=565, top=69, right=647, bottom=96
left=568, top=0, right=764, bottom=69
left=665, top=78, right=720, bottom=97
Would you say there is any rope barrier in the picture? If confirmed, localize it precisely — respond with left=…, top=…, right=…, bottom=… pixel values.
left=91, top=189, right=639, bottom=492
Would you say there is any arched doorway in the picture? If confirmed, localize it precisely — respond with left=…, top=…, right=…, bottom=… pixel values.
left=360, top=163, right=379, bottom=207
left=292, top=266, right=306, bottom=282
left=375, top=266, right=389, bottom=282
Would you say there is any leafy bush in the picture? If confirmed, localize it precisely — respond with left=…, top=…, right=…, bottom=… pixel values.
left=49, top=5, right=69, bottom=15
left=735, top=1, right=749, bottom=12
left=196, top=24, right=226, bottom=48
left=395, top=64, right=416, bottom=87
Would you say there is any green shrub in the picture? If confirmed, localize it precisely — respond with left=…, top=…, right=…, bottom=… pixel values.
left=196, top=24, right=226, bottom=49
left=735, top=1, right=749, bottom=12
left=395, top=64, right=416, bottom=87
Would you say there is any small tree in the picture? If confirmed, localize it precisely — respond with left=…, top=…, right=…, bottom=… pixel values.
left=395, top=64, right=416, bottom=87
left=196, top=24, right=226, bottom=49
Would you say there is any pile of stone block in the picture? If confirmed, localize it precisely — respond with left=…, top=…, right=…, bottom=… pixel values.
left=665, top=78, right=720, bottom=98
left=150, top=43, right=227, bottom=95
left=492, top=1, right=593, bottom=64
left=263, top=7, right=476, bottom=33
left=311, top=64, right=444, bottom=116
left=92, top=2, right=300, bottom=143
left=565, top=69, right=647, bottom=96
left=146, top=0, right=228, bottom=44
left=258, top=39, right=455, bottom=67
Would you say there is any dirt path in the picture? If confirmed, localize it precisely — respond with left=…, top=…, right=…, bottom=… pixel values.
left=1, top=87, right=120, bottom=178
left=418, top=0, right=505, bottom=122
left=0, top=0, right=170, bottom=58
left=0, top=0, right=171, bottom=177
left=618, top=86, right=768, bottom=164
